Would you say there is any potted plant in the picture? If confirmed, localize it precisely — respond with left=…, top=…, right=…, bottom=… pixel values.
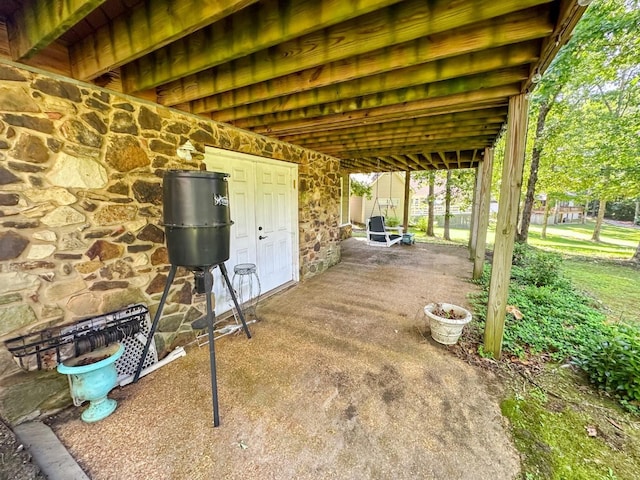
left=57, top=343, right=124, bottom=423
left=424, top=303, right=472, bottom=345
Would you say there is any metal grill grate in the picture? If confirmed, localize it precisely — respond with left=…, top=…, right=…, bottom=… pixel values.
left=4, top=303, right=158, bottom=375
left=115, top=310, right=157, bottom=382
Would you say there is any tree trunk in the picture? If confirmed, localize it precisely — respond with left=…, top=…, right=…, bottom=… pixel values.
left=517, top=101, right=552, bottom=243
left=444, top=170, right=452, bottom=241
left=632, top=240, right=640, bottom=263
left=591, top=199, right=606, bottom=242
left=635, top=199, right=640, bottom=226
left=541, top=198, right=552, bottom=239
left=582, top=199, right=589, bottom=224
left=427, top=172, right=435, bottom=237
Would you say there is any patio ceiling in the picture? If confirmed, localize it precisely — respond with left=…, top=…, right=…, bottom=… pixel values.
left=0, top=0, right=586, bottom=173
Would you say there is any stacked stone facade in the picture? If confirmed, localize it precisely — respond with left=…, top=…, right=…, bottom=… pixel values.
left=0, top=61, right=341, bottom=423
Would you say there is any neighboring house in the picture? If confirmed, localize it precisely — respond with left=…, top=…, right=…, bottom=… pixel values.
left=530, top=195, right=584, bottom=225
left=349, top=172, right=409, bottom=225
left=349, top=172, right=492, bottom=228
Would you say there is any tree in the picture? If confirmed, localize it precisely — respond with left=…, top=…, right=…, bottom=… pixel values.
left=517, top=95, right=559, bottom=243
left=444, top=170, right=452, bottom=241
left=350, top=176, right=372, bottom=199
left=516, top=37, right=575, bottom=243
left=427, top=172, right=435, bottom=237
left=534, top=0, right=640, bottom=251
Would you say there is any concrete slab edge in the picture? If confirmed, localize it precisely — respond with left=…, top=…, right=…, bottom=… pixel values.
left=14, top=421, right=89, bottom=480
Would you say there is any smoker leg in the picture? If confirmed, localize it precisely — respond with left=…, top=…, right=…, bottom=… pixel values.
left=133, top=264, right=177, bottom=383
left=219, top=263, right=252, bottom=339
left=203, top=269, right=220, bottom=427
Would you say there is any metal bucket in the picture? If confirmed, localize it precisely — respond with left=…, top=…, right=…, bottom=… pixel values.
left=163, top=170, right=233, bottom=268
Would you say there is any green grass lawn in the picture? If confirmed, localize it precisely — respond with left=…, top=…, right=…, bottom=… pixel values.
left=403, top=220, right=640, bottom=324
left=562, top=259, right=640, bottom=325
left=408, top=220, right=639, bottom=259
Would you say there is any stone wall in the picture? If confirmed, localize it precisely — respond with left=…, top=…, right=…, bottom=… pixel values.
left=0, top=60, right=341, bottom=423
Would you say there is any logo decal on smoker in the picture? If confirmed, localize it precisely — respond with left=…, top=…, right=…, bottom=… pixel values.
left=213, top=194, right=229, bottom=206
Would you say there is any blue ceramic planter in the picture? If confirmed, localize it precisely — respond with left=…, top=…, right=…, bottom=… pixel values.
left=57, top=343, right=124, bottom=423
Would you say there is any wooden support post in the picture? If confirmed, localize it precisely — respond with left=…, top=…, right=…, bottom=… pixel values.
left=403, top=171, right=411, bottom=232
left=341, top=173, right=350, bottom=225
left=484, top=94, right=529, bottom=359
left=473, top=149, right=494, bottom=279
left=468, top=164, right=482, bottom=259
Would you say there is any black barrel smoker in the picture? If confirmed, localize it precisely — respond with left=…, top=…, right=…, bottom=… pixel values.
left=134, top=170, right=251, bottom=427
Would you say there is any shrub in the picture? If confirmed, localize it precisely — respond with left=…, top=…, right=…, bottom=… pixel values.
left=471, top=244, right=640, bottom=412
left=576, top=323, right=640, bottom=412
left=415, top=216, right=428, bottom=232
left=385, top=216, right=400, bottom=227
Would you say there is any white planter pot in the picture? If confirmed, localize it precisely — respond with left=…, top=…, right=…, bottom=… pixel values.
left=424, top=303, right=472, bottom=345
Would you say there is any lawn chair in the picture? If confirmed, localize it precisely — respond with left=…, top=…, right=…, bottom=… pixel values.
left=366, top=216, right=402, bottom=247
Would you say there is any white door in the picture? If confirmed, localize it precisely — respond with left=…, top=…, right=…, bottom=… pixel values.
left=255, top=162, right=294, bottom=293
left=204, top=148, right=298, bottom=315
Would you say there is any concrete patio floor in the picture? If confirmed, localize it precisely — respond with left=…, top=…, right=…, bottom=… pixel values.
left=49, top=238, right=520, bottom=479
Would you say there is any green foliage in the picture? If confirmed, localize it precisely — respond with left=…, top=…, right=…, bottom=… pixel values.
left=511, top=242, right=566, bottom=287
left=385, top=216, right=400, bottom=227
left=350, top=177, right=372, bottom=199
left=577, top=323, right=640, bottom=413
left=471, top=244, right=640, bottom=411
left=414, top=216, right=428, bottom=232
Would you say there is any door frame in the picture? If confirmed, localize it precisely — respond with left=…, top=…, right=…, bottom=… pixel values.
left=204, top=146, right=300, bottom=287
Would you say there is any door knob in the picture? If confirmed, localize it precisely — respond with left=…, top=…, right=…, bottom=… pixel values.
left=259, top=235, right=268, bottom=240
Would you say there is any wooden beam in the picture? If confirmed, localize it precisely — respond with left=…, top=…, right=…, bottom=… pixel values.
left=120, top=0, right=401, bottom=92
left=7, top=0, right=106, bottom=60
left=70, top=0, right=258, bottom=80
left=299, top=127, right=503, bottom=152
left=341, top=149, right=484, bottom=174
left=473, top=148, right=495, bottom=279
left=22, top=41, right=73, bottom=76
left=187, top=8, right=553, bottom=111
left=239, top=70, right=526, bottom=133
left=484, top=94, right=529, bottom=359
left=156, top=0, right=552, bottom=104
left=210, top=42, right=539, bottom=122
left=322, top=139, right=494, bottom=158
left=291, top=123, right=504, bottom=148
left=523, top=0, right=586, bottom=93
left=341, top=173, right=350, bottom=225
left=279, top=111, right=507, bottom=144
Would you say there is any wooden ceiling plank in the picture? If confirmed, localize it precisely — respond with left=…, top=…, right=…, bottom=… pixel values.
left=267, top=101, right=509, bottom=141
left=188, top=7, right=553, bottom=111
left=70, top=0, right=259, bottom=80
left=265, top=97, right=511, bottom=138
left=242, top=74, right=524, bottom=133
left=158, top=0, right=551, bottom=105
left=209, top=41, right=539, bottom=121
left=280, top=112, right=507, bottom=143
left=7, top=0, right=106, bottom=60
left=120, top=0, right=402, bottom=92
left=319, top=137, right=495, bottom=157
left=343, top=148, right=485, bottom=166
left=22, top=41, right=73, bottom=76
left=308, top=129, right=502, bottom=153
left=296, top=123, right=503, bottom=150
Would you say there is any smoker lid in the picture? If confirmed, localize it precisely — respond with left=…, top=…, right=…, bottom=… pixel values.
left=164, top=170, right=229, bottom=179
